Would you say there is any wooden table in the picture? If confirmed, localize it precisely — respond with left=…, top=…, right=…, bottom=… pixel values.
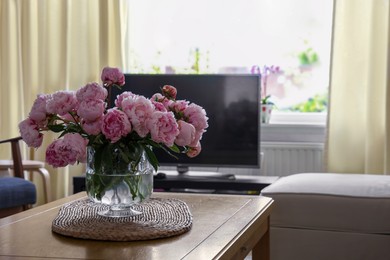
left=0, top=192, right=273, bottom=260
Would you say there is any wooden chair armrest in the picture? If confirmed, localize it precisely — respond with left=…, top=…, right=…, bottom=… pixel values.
left=0, top=137, right=24, bottom=178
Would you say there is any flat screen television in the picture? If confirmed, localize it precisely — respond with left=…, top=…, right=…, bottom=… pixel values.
left=110, top=74, right=261, bottom=175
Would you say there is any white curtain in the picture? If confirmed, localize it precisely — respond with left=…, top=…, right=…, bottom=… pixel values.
left=0, top=0, right=128, bottom=203
left=326, top=0, right=390, bottom=174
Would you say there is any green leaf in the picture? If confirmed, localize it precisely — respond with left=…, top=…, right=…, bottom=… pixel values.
left=47, top=124, right=66, bottom=133
left=143, top=139, right=161, bottom=148
left=168, top=144, right=180, bottom=153
left=119, top=147, right=131, bottom=164
left=65, top=123, right=82, bottom=133
left=93, top=145, right=105, bottom=174
left=143, top=145, right=159, bottom=172
left=102, top=144, right=114, bottom=173
left=158, top=144, right=180, bottom=160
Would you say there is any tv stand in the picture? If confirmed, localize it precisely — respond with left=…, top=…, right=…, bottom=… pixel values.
left=176, top=165, right=190, bottom=175
left=73, top=170, right=279, bottom=195
left=152, top=170, right=278, bottom=195
left=175, top=171, right=235, bottom=180
left=174, top=166, right=236, bottom=180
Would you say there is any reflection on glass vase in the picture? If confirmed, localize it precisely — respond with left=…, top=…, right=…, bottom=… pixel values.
left=86, top=146, right=154, bottom=218
left=261, top=104, right=273, bottom=124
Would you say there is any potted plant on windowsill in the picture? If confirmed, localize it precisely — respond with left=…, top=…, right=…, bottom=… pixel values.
left=261, top=94, right=275, bottom=124
left=251, top=65, right=280, bottom=124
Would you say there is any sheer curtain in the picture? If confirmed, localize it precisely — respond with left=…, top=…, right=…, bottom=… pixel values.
left=0, top=0, right=128, bottom=203
left=326, top=0, right=390, bottom=174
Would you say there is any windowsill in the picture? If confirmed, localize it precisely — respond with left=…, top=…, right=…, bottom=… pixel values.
left=269, top=112, right=327, bottom=125
left=261, top=113, right=327, bottom=143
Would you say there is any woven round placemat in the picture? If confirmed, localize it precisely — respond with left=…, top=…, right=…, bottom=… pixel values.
left=52, top=198, right=192, bottom=241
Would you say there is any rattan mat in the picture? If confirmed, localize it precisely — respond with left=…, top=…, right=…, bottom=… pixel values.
left=52, top=198, right=192, bottom=241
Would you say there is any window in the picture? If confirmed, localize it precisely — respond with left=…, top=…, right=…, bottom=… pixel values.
left=125, top=0, right=334, bottom=122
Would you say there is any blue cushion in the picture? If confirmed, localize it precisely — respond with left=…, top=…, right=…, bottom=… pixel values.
left=0, top=177, right=36, bottom=209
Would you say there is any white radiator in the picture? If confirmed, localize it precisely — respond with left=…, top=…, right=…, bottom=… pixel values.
left=261, top=142, right=324, bottom=176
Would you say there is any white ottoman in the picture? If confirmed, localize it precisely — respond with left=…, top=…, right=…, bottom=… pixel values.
left=261, top=173, right=390, bottom=260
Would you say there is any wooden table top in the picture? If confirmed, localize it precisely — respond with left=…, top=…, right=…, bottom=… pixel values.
left=0, top=192, right=273, bottom=260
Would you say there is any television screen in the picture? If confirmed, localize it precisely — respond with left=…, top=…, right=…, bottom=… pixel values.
left=110, top=74, right=261, bottom=171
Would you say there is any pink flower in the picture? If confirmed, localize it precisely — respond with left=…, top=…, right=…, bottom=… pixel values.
left=45, top=140, right=67, bottom=167
left=162, top=85, right=177, bottom=100
left=18, top=118, right=43, bottom=148
left=250, top=65, right=261, bottom=74
left=29, top=94, right=48, bottom=125
left=76, top=82, right=107, bottom=102
left=82, top=118, right=102, bottom=135
left=186, top=142, right=201, bottom=158
left=122, top=95, right=154, bottom=137
left=184, top=103, right=209, bottom=131
left=46, top=91, right=78, bottom=116
left=151, top=93, right=164, bottom=102
left=63, top=133, right=88, bottom=163
left=170, top=100, right=189, bottom=113
left=175, top=120, right=195, bottom=146
left=115, top=91, right=136, bottom=109
left=101, top=67, right=125, bottom=87
left=169, top=100, right=189, bottom=120
left=101, top=108, right=131, bottom=143
left=77, top=99, right=105, bottom=122
left=152, top=101, right=167, bottom=112
left=147, top=111, right=179, bottom=147
left=45, top=133, right=87, bottom=167
left=150, top=93, right=172, bottom=109
left=190, top=129, right=205, bottom=147
left=60, top=112, right=78, bottom=123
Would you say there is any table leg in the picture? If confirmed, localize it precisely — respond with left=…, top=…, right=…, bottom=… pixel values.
left=252, top=216, right=270, bottom=260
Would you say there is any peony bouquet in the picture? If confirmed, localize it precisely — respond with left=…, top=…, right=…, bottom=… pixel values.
left=18, top=67, right=209, bottom=174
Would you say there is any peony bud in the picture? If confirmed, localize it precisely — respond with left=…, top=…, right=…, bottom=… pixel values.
left=162, top=85, right=177, bottom=100
left=186, top=143, right=201, bottom=158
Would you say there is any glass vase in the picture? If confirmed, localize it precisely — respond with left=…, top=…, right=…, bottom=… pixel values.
left=86, top=146, right=154, bottom=217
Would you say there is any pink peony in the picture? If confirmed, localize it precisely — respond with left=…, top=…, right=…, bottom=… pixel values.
left=46, top=91, right=78, bottom=116
left=45, top=133, right=87, bottom=167
left=147, top=111, right=179, bottom=147
left=186, top=142, right=201, bottom=158
left=18, top=118, right=43, bottom=148
left=76, top=82, right=107, bottom=102
left=190, top=129, right=205, bottom=147
left=122, top=95, right=154, bottom=137
left=101, top=67, right=125, bottom=87
left=150, top=93, right=164, bottom=102
left=152, top=101, right=167, bottom=112
left=45, top=140, right=67, bottom=167
left=29, top=94, right=48, bottom=125
left=101, top=108, right=131, bottom=143
left=170, top=100, right=189, bottom=113
left=184, top=103, right=209, bottom=131
left=150, top=93, right=172, bottom=109
left=162, top=85, right=177, bottom=100
left=115, top=91, right=136, bottom=109
left=77, top=99, right=105, bottom=122
left=175, top=120, right=196, bottom=146
left=60, top=111, right=78, bottom=123
left=82, top=118, right=102, bottom=135
left=63, top=133, right=88, bottom=163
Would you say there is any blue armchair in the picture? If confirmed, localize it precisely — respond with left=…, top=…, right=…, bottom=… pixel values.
left=0, top=137, right=36, bottom=218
